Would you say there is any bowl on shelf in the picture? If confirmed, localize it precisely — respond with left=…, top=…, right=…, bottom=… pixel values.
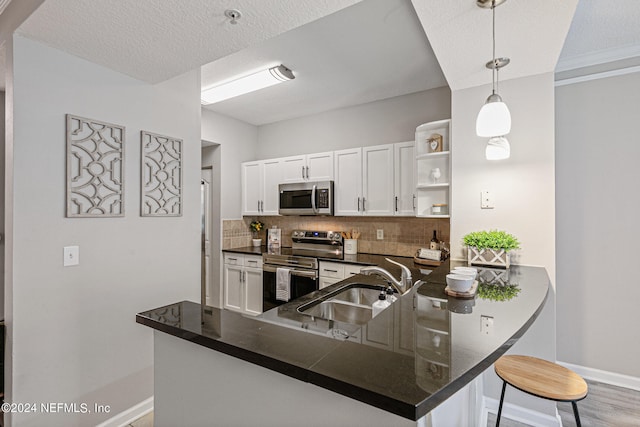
left=446, top=274, right=475, bottom=293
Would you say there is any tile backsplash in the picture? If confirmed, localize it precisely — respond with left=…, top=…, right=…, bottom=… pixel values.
left=223, top=216, right=450, bottom=258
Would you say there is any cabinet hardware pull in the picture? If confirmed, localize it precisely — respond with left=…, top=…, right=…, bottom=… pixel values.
left=324, top=269, right=338, bottom=273
left=248, top=260, right=257, bottom=264
left=362, top=197, right=366, bottom=211
left=240, top=270, right=244, bottom=282
left=302, top=166, right=305, bottom=179
left=228, top=257, right=237, bottom=261
left=395, top=196, right=398, bottom=212
left=243, top=271, right=247, bottom=282
left=306, top=166, right=309, bottom=179
left=260, top=200, right=264, bottom=212
left=257, top=200, right=260, bottom=212
left=412, top=194, right=416, bottom=210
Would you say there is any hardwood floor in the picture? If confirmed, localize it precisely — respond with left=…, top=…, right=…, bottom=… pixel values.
left=487, top=379, right=640, bottom=426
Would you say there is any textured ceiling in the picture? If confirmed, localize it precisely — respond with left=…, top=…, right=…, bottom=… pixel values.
left=558, top=0, right=640, bottom=71
left=16, top=0, right=361, bottom=83
left=411, top=0, right=579, bottom=91
left=201, top=0, right=446, bottom=125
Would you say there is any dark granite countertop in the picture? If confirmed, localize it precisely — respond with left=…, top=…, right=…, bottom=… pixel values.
left=137, top=261, right=549, bottom=420
left=223, top=245, right=440, bottom=271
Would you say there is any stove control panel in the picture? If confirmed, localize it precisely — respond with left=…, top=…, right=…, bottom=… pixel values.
left=292, top=230, right=342, bottom=242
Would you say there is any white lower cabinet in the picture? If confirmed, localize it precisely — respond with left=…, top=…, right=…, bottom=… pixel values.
left=223, top=253, right=263, bottom=316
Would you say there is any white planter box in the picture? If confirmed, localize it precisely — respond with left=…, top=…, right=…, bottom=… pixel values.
left=467, top=246, right=510, bottom=269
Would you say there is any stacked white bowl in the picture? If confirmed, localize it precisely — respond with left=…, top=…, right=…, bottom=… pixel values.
left=446, top=267, right=478, bottom=292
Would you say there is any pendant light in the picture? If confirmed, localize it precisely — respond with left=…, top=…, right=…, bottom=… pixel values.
left=476, top=0, right=511, bottom=161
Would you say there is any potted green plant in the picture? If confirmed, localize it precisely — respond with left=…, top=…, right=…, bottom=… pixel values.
left=462, top=230, right=520, bottom=268
left=250, top=220, right=264, bottom=247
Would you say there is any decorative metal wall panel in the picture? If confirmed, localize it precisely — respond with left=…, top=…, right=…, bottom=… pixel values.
left=66, top=114, right=125, bottom=217
left=141, top=131, right=183, bottom=217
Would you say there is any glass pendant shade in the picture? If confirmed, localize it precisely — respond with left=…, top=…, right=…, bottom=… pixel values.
left=476, top=96, right=511, bottom=137
left=485, top=136, right=510, bottom=160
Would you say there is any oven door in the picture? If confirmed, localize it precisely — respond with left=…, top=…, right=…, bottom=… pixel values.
left=262, top=265, right=319, bottom=311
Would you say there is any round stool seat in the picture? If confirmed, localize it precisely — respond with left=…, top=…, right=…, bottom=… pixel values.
left=495, top=355, right=588, bottom=402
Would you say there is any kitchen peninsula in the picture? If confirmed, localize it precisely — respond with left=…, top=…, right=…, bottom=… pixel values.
left=137, top=260, right=549, bottom=426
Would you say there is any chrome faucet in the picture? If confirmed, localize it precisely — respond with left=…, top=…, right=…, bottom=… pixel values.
left=360, top=258, right=413, bottom=295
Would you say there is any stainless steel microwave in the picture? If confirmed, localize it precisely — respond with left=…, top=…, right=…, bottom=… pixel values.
left=278, top=181, right=334, bottom=215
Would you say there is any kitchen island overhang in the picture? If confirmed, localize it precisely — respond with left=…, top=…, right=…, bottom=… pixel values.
left=137, top=261, right=550, bottom=424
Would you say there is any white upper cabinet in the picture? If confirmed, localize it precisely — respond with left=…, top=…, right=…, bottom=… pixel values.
left=394, top=142, right=416, bottom=216
left=261, top=159, right=281, bottom=215
left=362, top=144, right=394, bottom=216
left=241, top=159, right=282, bottom=216
left=306, top=151, right=334, bottom=181
left=241, top=161, right=262, bottom=216
left=280, top=155, right=307, bottom=183
left=334, top=148, right=363, bottom=216
left=281, top=152, right=334, bottom=183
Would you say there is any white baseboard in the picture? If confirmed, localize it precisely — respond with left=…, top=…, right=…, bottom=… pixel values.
left=484, top=396, right=562, bottom=427
left=557, top=361, right=640, bottom=392
left=95, top=396, right=153, bottom=427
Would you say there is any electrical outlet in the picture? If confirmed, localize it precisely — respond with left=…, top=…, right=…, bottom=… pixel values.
left=481, top=315, right=494, bottom=335
left=481, top=190, right=494, bottom=209
left=63, top=246, right=80, bottom=267
left=377, top=229, right=384, bottom=240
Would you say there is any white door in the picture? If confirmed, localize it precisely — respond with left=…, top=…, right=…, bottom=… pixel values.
left=262, top=159, right=281, bottom=215
left=363, top=144, right=394, bottom=216
left=306, top=151, right=334, bottom=181
left=243, top=267, right=263, bottom=316
left=334, top=148, right=362, bottom=216
left=201, top=169, right=212, bottom=306
left=394, top=142, right=416, bottom=216
left=280, top=155, right=307, bottom=183
left=241, top=161, right=262, bottom=215
left=223, top=264, right=244, bottom=312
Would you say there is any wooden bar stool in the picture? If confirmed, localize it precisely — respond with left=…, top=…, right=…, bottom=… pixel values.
left=494, top=355, right=588, bottom=427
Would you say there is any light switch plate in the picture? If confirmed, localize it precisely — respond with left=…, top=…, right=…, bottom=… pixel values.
left=63, top=246, right=79, bottom=267
left=377, top=229, right=384, bottom=240
left=481, top=190, right=494, bottom=209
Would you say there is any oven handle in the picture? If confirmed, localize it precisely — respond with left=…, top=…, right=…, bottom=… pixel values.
left=263, top=264, right=318, bottom=279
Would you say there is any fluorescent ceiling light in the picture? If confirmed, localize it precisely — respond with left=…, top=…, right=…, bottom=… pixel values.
left=201, top=65, right=295, bottom=105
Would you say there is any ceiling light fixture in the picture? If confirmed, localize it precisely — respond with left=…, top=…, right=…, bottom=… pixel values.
left=476, top=0, right=511, bottom=160
left=200, top=65, right=295, bottom=105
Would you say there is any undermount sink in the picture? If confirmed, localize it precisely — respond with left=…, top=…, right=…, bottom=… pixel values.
left=297, top=283, right=386, bottom=325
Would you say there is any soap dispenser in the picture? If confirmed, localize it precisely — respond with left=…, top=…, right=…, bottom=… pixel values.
left=385, top=286, right=397, bottom=303
left=372, top=291, right=391, bottom=317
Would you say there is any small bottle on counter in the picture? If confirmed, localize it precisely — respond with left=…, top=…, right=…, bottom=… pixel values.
left=430, top=230, right=439, bottom=250
left=372, top=291, right=391, bottom=317
left=385, top=286, right=397, bottom=303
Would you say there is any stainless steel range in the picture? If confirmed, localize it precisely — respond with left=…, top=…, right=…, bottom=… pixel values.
left=262, top=230, right=343, bottom=311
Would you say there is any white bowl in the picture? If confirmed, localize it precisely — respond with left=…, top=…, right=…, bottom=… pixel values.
left=452, top=267, right=478, bottom=278
left=446, top=274, right=475, bottom=293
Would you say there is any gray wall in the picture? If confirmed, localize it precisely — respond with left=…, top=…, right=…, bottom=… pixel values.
left=201, top=109, right=258, bottom=220
left=451, top=73, right=557, bottom=417
left=0, top=90, right=4, bottom=320
left=556, top=71, right=640, bottom=377
left=256, top=87, right=451, bottom=159
left=7, top=35, right=201, bottom=426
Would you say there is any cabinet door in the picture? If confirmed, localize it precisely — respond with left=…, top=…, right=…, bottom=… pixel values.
left=262, top=159, right=281, bottom=215
left=241, top=162, right=262, bottom=216
left=394, top=142, right=416, bottom=216
left=223, top=264, right=244, bottom=312
left=319, top=277, right=340, bottom=290
left=363, top=144, right=394, bottom=216
left=334, top=148, right=362, bottom=216
left=306, top=151, right=334, bottom=181
left=243, top=267, right=263, bottom=316
left=344, top=264, right=363, bottom=278
left=280, top=155, right=307, bottom=183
